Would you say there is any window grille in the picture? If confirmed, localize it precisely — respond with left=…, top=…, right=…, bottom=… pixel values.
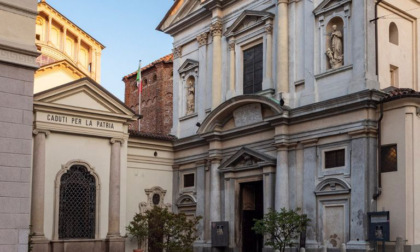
left=183, top=173, right=195, bottom=188
left=59, top=165, right=96, bottom=239
left=325, top=149, right=345, bottom=169
left=243, top=44, right=263, bottom=94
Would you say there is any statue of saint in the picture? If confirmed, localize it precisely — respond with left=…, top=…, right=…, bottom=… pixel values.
left=326, top=24, right=343, bottom=69
left=186, top=79, right=195, bottom=114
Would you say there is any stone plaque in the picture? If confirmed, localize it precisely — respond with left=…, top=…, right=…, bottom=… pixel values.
left=233, top=103, right=262, bottom=127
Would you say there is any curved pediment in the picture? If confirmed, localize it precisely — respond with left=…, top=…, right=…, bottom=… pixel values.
left=315, top=178, right=351, bottom=196
left=197, top=95, right=282, bottom=135
left=176, top=194, right=197, bottom=207
left=224, top=10, right=274, bottom=38
left=218, top=147, right=276, bottom=172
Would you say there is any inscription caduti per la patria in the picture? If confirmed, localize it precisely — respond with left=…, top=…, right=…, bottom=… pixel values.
left=45, top=113, right=116, bottom=130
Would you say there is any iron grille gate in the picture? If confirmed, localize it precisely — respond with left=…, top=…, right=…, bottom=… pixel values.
left=59, top=165, right=96, bottom=239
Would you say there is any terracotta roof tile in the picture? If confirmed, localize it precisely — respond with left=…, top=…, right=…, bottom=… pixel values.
left=129, top=130, right=176, bottom=141
left=383, top=87, right=420, bottom=101
left=123, top=53, right=173, bottom=80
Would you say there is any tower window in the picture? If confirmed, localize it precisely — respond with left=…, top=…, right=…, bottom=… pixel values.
left=243, top=44, right=263, bottom=94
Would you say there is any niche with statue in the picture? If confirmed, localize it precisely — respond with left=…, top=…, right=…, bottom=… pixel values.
left=314, top=0, right=351, bottom=73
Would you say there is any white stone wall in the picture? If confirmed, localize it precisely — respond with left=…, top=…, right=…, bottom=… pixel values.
left=0, top=1, right=38, bottom=251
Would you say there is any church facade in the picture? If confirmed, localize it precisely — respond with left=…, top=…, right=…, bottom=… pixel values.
left=157, top=0, right=420, bottom=251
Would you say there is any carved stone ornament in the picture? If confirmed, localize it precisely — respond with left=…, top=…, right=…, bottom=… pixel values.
left=196, top=32, right=208, bottom=47
left=210, top=20, right=223, bottom=37
left=173, top=46, right=182, bottom=59
left=139, top=186, right=171, bottom=213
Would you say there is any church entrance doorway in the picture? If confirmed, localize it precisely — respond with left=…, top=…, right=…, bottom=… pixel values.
left=240, top=180, right=263, bottom=252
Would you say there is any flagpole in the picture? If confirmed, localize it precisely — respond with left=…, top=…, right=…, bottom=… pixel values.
left=137, top=60, right=142, bottom=131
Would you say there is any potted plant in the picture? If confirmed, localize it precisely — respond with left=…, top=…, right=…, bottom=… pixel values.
left=126, top=212, right=149, bottom=252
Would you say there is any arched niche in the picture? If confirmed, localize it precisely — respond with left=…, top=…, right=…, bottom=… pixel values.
left=389, top=22, right=399, bottom=45
left=186, top=75, right=196, bottom=115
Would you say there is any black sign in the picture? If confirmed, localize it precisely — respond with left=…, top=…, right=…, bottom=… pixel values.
left=368, top=211, right=390, bottom=241
left=211, top=221, right=229, bottom=247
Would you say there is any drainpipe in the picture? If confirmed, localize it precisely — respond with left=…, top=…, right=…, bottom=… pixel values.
left=373, top=100, right=384, bottom=200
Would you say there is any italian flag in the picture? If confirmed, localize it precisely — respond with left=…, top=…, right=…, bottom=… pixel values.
left=136, top=60, right=142, bottom=94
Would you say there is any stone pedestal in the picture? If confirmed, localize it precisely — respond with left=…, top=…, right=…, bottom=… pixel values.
left=105, top=237, right=125, bottom=252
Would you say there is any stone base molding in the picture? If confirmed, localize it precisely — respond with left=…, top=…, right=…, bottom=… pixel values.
left=105, top=237, right=125, bottom=252
left=31, top=238, right=50, bottom=252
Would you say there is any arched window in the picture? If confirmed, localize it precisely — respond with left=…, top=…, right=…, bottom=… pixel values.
left=59, top=165, right=96, bottom=239
left=389, top=22, right=399, bottom=45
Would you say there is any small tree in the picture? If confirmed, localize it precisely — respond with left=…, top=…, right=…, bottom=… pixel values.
left=147, top=206, right=202, bottom=252
left=253, top=208, right=310, bottom=252
left=126, top=212, right=149, bottom=249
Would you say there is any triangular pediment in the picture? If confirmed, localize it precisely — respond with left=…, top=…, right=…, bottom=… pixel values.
left=224, top=10, right=274, bottom=38
left=219, top=147, right=276, bottom=172
left=157, top=0, right=208, bottom=33
left=313, top=0, right=351, bottom=16
left=34, top=78, right=136, bottom=119
left=178, top=59, right=199, bottom=74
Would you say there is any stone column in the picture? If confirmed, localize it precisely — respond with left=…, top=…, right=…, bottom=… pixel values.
left=228, top=39, right=236, bottom=97
left=31, top=130, right=50, bottom=252
left=275, top=144, right=289, bottom=210
left=61, top=28, right=67, bottom=51
left=301, top=139, right=318, bottom=248
left=106, top=138, right=125, bottom=252
left=210, top=19, right=223, bottom=110
left=263, top=20, right=274, bottom=90
left=276, top=0, right=289, bottom=98
left=263, top=166, right=275, bottom=214
left=195, top=161, right=206, bottom=241
left=196, top=32, right=208, bottom=119
left=47, top=16, right=52, bottom=44
left=75, top=37, right=81, bottom=63
left=210, top=157, right=221, bottom=222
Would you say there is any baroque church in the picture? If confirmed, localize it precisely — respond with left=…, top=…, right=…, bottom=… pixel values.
left=27, top=0, right=420, bottom=252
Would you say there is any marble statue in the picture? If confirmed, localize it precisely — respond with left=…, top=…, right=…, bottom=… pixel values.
left=186, top=79, right=195, bottom=114
left=326, top=24, right=343, bottom=69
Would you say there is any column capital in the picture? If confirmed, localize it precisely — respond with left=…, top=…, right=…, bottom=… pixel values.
left=33, top=129, right=50, bottom=137
left=173, top=46, right=182, bottom=59
left=265, top=23, right=273, bottom=34
left=210, top=20, right=223, bottom=37
left=196, top=32, right=209, bottom=47
left=228, top=40, right=235, bottom=51
left=278, top=0, right=289, bottom=4
left=110, top=138, right=124, bottom=144
left=274, top=142, right=297, bottom=151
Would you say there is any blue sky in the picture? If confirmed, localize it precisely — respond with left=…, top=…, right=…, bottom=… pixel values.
left=45, top=0, right=174, bottom=100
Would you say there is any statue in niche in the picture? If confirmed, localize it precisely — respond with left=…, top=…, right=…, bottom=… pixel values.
left=326, top=24, right=343, bottom=69
left=186, top=78, right=195, bottom=114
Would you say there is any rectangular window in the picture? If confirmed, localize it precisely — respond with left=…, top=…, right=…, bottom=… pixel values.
left=243, top=44, right=263, bottom=94
left=325, top=149, right=345, bottom=169
left=381, top=144, right=397, bottom=173
left=183, top=173, right=195, bottom=188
